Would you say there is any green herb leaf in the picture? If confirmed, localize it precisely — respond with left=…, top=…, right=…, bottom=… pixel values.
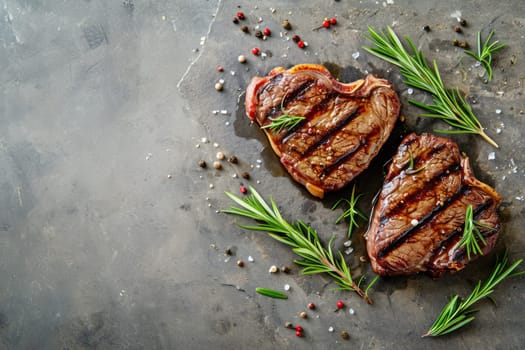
left=457, top=205, right=491, bottom=260
left=331, top=184, right=368, bottom=238
left=464, top=30, right=506, bottom=82
left=255, top=287, right=288, bottom=299
left=260, top=92, right=305, bottom=133
left=363, top=26, right=498, bottom=148
left=423, top=251, right=525, bottom=337
left=224, top=187, right=376, bottom=304
left=261, top=114, right=305, bottom=133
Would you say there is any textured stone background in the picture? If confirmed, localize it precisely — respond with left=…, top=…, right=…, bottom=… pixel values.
left=1, top=1, right=524, bottom=349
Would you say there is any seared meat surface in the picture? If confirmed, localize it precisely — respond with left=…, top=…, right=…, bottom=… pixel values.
left=245, top=64, right=400, bottom=198
left=365, top=133, right=502, bottom=277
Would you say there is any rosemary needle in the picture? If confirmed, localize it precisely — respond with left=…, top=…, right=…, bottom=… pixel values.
left=424, top=251, right=525, bottom=337
left=224, top=186, right=378, bottom=304
left=457, top=204, right=496, bottom=260
left=363, top=26, right=498, bottom=148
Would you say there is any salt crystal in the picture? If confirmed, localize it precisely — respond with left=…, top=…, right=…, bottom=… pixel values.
left=344, top=247, right=354, bottom=255
left=348, top=308, right=355, bottom=315
left=195, top=144, right=200, bottom=148
left=248, top=255, right=254, bottom=262
left=219, top=79, right=225, bottom=84
left=220, top=110, right=228, bottom=115
left=343, top=240, right=352, bottom=247
left=328, top=326, right=334, bottom=332
left=407, top=88, right=414, bottom=95
left=209, top=184, right=214, bottom=189
left=232, top=174, right=238, bottom=178
left=496, top=128, right=502, bottom=134
left=256, top=159, right=263, bottom=164
left=201, top=137, right=209, bottom=143
left=488, top=152, right=496, bottom=160
left=411, top=218, right=419, bottom=226
left=516, top=196, right=524, bottom=201
left=352, top=52, right=360, bottom=59
left=213, top=142, right=219, bottom=148
left=225, top=121, right=230, bottom=126
left=284, top=284, right=291, bottom=291
left=230, top=71, right=236, bottom=76
left=212, top=110, right=219, bottom=115
left=495, top=109, right=502, bottom=114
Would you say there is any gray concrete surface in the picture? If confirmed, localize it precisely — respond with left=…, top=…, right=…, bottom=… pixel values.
left=1, top=0, right=524, bottom=349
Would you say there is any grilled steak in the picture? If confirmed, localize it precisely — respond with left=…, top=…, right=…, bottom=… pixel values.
left=245, top=64, right=400, bottom=198
left=365, top=133, right=502, bottom=277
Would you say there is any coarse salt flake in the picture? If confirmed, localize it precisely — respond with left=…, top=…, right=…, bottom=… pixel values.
left=488, top=152, right=496, bottom=160
left=284, top=284, right=291, bottom=291
left=411, top=218, right=419, bottom=226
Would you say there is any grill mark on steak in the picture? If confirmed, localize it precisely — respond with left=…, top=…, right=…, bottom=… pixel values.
left=264, top=79, right=317, bottom=119
left=281, top=92, right=338, bottom=144
left=379, top=162, right=462, bottom=222
left=429, top=199, right=495, bottom=265
left=301, top=107, right=361, bottom=156
left=376, top=184, right=469, bottom=259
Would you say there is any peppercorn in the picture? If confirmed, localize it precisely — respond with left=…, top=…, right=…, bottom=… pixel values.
left=263, top=27, right=271, bottom=36
left=232, top=17, right=239, bottom=24
left=458, top=40, right=469, bottom=48
left=292, top=34, right=301, bottom=43
left=215, top=82, right=223, bottom=91
left=255, top=30, right=263, bottom=39
left=198, top=160, right=207, bottom=168
left=251, top=47, right=260, bottom=55
left=240, top=185, right=248, bottom=194
left=217, top=66, right=224, bottom=72
left=452, top=38, right=459, bottom=47
left=281, top=265, right=291, bottom=273
left=341, top=330, right=350, bottom=340
left=237, top=259, right=244, bottom=267
left=454, top=25, right=462, bottom=33
left=423, top=25, right=430, bottom=32
left=213, top=161, right=222, bottom=170
left=295, top=325, right=303, bottom=332
left=295, top=330, right=302, bottom=337
left=224, top=248, right=232, bottom=256
left=330, top=17, right=337, bottom=25
left=269, top=265, right=278, bottom=273
left=307, top=303, right=315, bottom=310
left=216, top=151, right=225, bottom=160
left=322, top=19, right=330, bottom=28
left=236, top=11, right=245, bottom=20
left=297, top=40, right=305, bottom=49
left=299, top=311, right=307, bottom=319
left=240, top=25, right=249, bottom=33
left=336, top=300, right=344, bottom=309
left=284, top=322, right=293, bottom=329
left=459, top=18, right=467, bottom=26
left=282, top=19, right=292, bottom=30
left=241, top=171, right=250, bottom=180
left=238, top=55, right=247, bottom=63
left=228, top=155, right=238, bottom=164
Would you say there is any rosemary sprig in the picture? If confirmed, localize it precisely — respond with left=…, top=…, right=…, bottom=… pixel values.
left=331, top=184, right=368, bottom=238
left=464, top=30, right=506, bottom=82
left=423, top=251, right=525, bottom=337
left=224, top=186, right=377, bottom=304
left=261, top=93, right=305, bottom=132
left=261, top=114, right=305, bottom=133
left=457, top=204, right=495, bottom=260
left=363, top=26, right=498, bottom=148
